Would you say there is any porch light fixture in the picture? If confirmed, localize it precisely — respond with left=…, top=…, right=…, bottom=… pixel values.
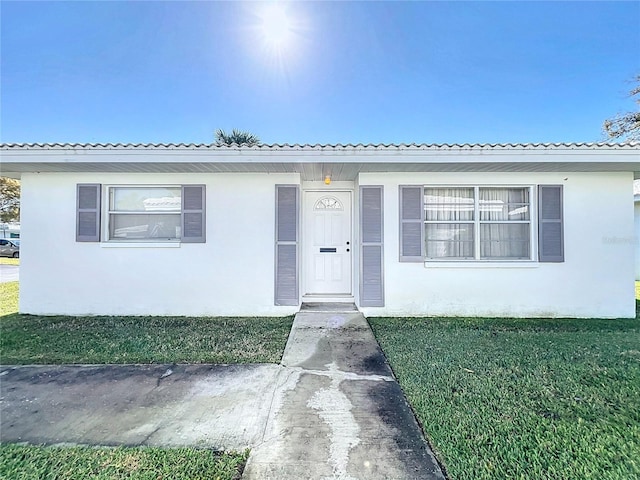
left=324, top=175, right=331, bottom=185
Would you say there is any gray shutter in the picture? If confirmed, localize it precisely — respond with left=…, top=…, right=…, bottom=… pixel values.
left=181, top=185, right=205, bottom=243
left=360, top=186, right=384, bottom=307
left=275, top=185, right=299, bottom=305
left=76, top=184, right=101, bottom=242
left=400, top=186, right=423, bottom=262
left=538, top=185, right=564, bottom=262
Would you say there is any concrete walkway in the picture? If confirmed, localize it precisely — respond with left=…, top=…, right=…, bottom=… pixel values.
left=0, top=308, right=444, bottom=479
left=242, top=308, right=445, bottom=479
left=0, top=363, right=283, bottom=450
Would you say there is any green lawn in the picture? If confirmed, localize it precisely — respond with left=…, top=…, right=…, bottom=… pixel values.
left=0, top=312, right=293, bottom=364
left=370, top=314, right=640, bottom=480
left=0, top=444, right=247, bottom=480
left=0, top=282, right=18, bottom=316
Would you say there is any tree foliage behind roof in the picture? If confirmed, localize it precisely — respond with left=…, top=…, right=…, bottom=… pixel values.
left=214, top=129, right=261, bottom=147
left=603, top=75, right=640, bottom=142
left=0, top=177, right=20, bottom=223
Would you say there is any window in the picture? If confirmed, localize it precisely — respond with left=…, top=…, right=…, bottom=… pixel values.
left=400, top=184, right=562, bottom=263
left=108, top=187, right=182, bottom=241
left=76, top=184, right=206, bottom=243
left=424, top=186, right=532, bottom=260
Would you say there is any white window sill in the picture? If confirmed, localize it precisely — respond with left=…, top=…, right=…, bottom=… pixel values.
left=424, top=261, right=539, bottom=268
left=101, top=242, right=181, bottom=248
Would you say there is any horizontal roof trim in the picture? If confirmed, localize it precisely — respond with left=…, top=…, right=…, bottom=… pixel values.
left=1, top=142, right=638, bottom=151
left=2, top=142, right=637, bottom=180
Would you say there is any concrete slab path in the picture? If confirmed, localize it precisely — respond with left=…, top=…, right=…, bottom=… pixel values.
left=0, top=308, right=445, bottom=479
left=242, top=310, right=445, bottom=480
left=0, top=364, right=282, bottom=450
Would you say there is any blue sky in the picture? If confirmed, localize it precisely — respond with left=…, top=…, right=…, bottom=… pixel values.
left=1, top=1, right=638, bottom=145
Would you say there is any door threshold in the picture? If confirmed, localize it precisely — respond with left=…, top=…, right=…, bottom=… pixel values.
left=301, top=295, right=354, bottom=303
left=300, top=302, right=358, bottom=312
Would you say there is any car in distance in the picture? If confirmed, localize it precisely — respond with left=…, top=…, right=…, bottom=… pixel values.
left=0, top=239, right=19, bottom=258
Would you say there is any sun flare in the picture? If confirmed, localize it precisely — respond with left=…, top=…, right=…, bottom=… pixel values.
left=257, top=2, right=297, bottom=55
left=245, top=1, right=306, bottom=72
left=260, top=4, right=292, bottom=47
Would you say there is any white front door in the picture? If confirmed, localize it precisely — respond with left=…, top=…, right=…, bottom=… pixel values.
left=303, top=191, right=352, bottom=296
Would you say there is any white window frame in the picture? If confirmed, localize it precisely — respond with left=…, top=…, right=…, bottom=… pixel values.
left=104, top=185, right=182, bottom=243
left=424, top=185, right=536, bottom=262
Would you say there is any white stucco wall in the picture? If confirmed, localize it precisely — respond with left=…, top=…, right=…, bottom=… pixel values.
left=635, top=199, right=640, bottom=281
left=358, top=171, right=635, bottom=319
left=19, top=170, right=636, bottom=318
left=19, top=172, right=301, bottom=316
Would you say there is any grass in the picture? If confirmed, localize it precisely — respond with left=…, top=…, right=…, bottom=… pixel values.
left=0, top=313, right=293, bottom=364
left=370, top=314, right=640, bottom=480
left=0, top=257, right=19, bottom=265
left=0, top=282, right=19, bottom=316
left=0, top=444, right=248, bottom=480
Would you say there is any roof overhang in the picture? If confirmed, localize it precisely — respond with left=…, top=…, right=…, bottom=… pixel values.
left=1, top=143, right=638, bottom=181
